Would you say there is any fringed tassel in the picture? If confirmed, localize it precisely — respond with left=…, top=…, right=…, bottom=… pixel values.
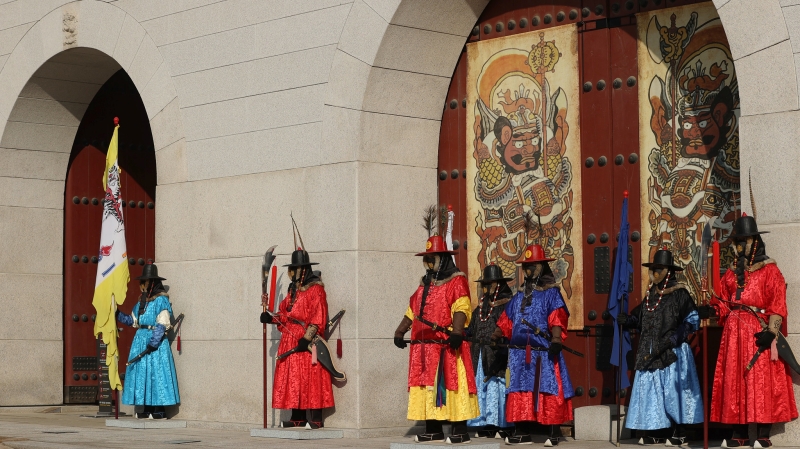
left=525, top=335, right=532, bottom=365
left=336, top=325, right=342, bottom=359
left=177, top=327, right=182, bottom=353
left=435, top=347, right=447, bottom=407
left=311, top=343, right=318, bottom=365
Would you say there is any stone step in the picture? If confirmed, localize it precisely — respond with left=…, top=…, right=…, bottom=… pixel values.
left=390, top=442, right=500, bottom=449
left=106, top=418, right=187, bottom=429
left=573, top=404, right=632, bottom=442
left=250, top=427, right=344, bottom=439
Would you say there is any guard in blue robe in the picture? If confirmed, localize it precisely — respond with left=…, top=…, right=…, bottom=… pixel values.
left=619, top=248, right=703, bottom=445
left=494, top=244, right=574, bottom=446
left=116, top=263, right=180, bottom=418
left=467, top=264, right=513, bottom=438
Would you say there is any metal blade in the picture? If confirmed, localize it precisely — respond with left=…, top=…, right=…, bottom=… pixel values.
left=699, top=222, right=712, bottom=278
left=262, top=245, right=277, bottom=293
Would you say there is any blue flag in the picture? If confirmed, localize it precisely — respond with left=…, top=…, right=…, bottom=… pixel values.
left=608, top=195, right=632, bottom=389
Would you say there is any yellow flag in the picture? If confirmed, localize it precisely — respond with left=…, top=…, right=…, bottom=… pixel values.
left=91, top=122, right=130, bottom=391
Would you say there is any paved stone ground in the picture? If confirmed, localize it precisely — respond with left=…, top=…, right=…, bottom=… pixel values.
left=0, top=407, right=798, bottom=449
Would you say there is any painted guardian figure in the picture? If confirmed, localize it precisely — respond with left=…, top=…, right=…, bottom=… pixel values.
left=116, top=263, right=180, bottom=418
left=619, top=248, right=703, bottom=445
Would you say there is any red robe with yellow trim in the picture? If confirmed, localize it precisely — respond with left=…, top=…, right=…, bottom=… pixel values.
left=711, top=262, right=797, bottom=424
left=272, top=282, right=335, bottom=409
left=407, top=273, right=476, bottom=393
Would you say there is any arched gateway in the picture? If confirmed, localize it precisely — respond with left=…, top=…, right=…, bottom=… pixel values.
left=63, top=69, right=156, bottom=403
left=438, top=0, right=741, bottom=410
left=0, top=0, right=181, bottom=406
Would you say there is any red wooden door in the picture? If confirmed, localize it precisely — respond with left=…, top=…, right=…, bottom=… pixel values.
left=438, top=0, right=709, bottom=408
left=63, top=70, right=156, bottom=403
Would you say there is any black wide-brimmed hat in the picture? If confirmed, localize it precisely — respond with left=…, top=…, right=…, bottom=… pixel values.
left=642, top=248, right=683, bottom=272
left=135, top=262, right=166, bottom=281
left=475, top=263, right=514, bottom=284
left=732, top=214, right=769, bottom=239
left=283, top=249, right=319, bottom=268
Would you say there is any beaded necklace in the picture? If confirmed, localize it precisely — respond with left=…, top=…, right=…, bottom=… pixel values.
left=732, top=239, right=758, bottom=290
left=479, top=285, right=500, bottom=322
left=644, top=271, right=671, bottom=312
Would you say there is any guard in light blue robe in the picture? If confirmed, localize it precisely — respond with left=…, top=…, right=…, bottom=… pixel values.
left=466, top=264, right=513, bottom=437
left=620, top=252, right=703, bottom=446
left=116, top=263, right=180, bottom=418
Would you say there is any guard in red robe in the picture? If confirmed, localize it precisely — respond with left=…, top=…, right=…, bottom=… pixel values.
left=394, top=235, right=479, bottom=444
left=711, top=214, right=798, bottom=448
left=260, top=249, right=334, bottom=428
left=494, top=244, right=573, bottom=446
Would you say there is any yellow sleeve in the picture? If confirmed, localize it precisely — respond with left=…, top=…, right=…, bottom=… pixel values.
left=451, top=296, right=472, bottom=327
left=405, top=306, right=414, bottom=320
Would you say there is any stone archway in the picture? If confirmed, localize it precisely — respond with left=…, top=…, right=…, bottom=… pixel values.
left=0, top=0, right=183, bottom=405
left=322, top=0, right=799, bottom=434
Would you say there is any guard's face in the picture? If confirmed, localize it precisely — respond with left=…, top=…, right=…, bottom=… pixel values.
left=289, top=267, right=303, bottom=282
left=423, top=255, right=439, bottom=271
left=735, top=237, right=754, bottom=256
left=139, top=280, right=148, bottom=292
left=649, top=267, right=668, bottom=284
left=523, top=263, right=544, bottom=279
left=481, top=282, right=498, bottom=296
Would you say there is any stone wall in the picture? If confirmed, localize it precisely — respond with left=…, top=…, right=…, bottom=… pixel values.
left=0, top=0, right=798, bottom=441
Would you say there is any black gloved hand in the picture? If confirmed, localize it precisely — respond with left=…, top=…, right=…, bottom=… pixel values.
left=617, top=313, right=628, bottom=326
left=260, top=312, right=273, bottom=324
left=394, top=336, right=407, bottom=349
left=697, top=305, right=716, bottom=319
left=754, top=331, right=776, bottom=350
left=488, top=355, right=508, bottom=376
left=669, top=321, right=693, bottom=348
left=296, top=337, right=311, bottom=352
left=549, top=341, right=563, bottom=358
left=447, top=332, right=464, bottom=350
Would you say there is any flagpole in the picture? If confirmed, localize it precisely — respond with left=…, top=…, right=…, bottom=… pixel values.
left=616, top=319, right=622, bottom=447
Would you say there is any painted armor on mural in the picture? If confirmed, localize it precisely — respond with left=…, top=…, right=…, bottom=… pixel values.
left=467, top=27, right=583, bottom=328
left=639, top=4, right=741, bottom=297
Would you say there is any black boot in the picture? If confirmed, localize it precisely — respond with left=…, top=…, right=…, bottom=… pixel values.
left=754, top=424, right=772, bottom=448
left=545, top=425, right=562, bottom=446
left=475, top=425, right=497, bottom=438
left=136, top=406, right=151, bottom=419
left=666, top=424, right=687, bottom=447
left=307, top=409, right=323, bottom=429
left=150, top=406, right=166, bottom=420
left=506, top=421, right=533, bottom=445
left=722, top=424, right=749, bottom=448
left=415, top=420, right=444, bottom=442
left=281, top=408, right=307, bottom=428
left=446, top=421, right=471, bottom=444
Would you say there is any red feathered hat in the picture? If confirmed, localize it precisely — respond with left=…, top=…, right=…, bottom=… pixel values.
left=518, top=244, right=555, bottom=264
left=415, top=235, right=458, bottom=256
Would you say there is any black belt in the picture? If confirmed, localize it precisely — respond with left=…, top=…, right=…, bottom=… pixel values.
left=137, top=325, right=159, bottom=330
left=729, top=304, right=763, bottom=314
left=414, top=314, right=450, bottom=333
